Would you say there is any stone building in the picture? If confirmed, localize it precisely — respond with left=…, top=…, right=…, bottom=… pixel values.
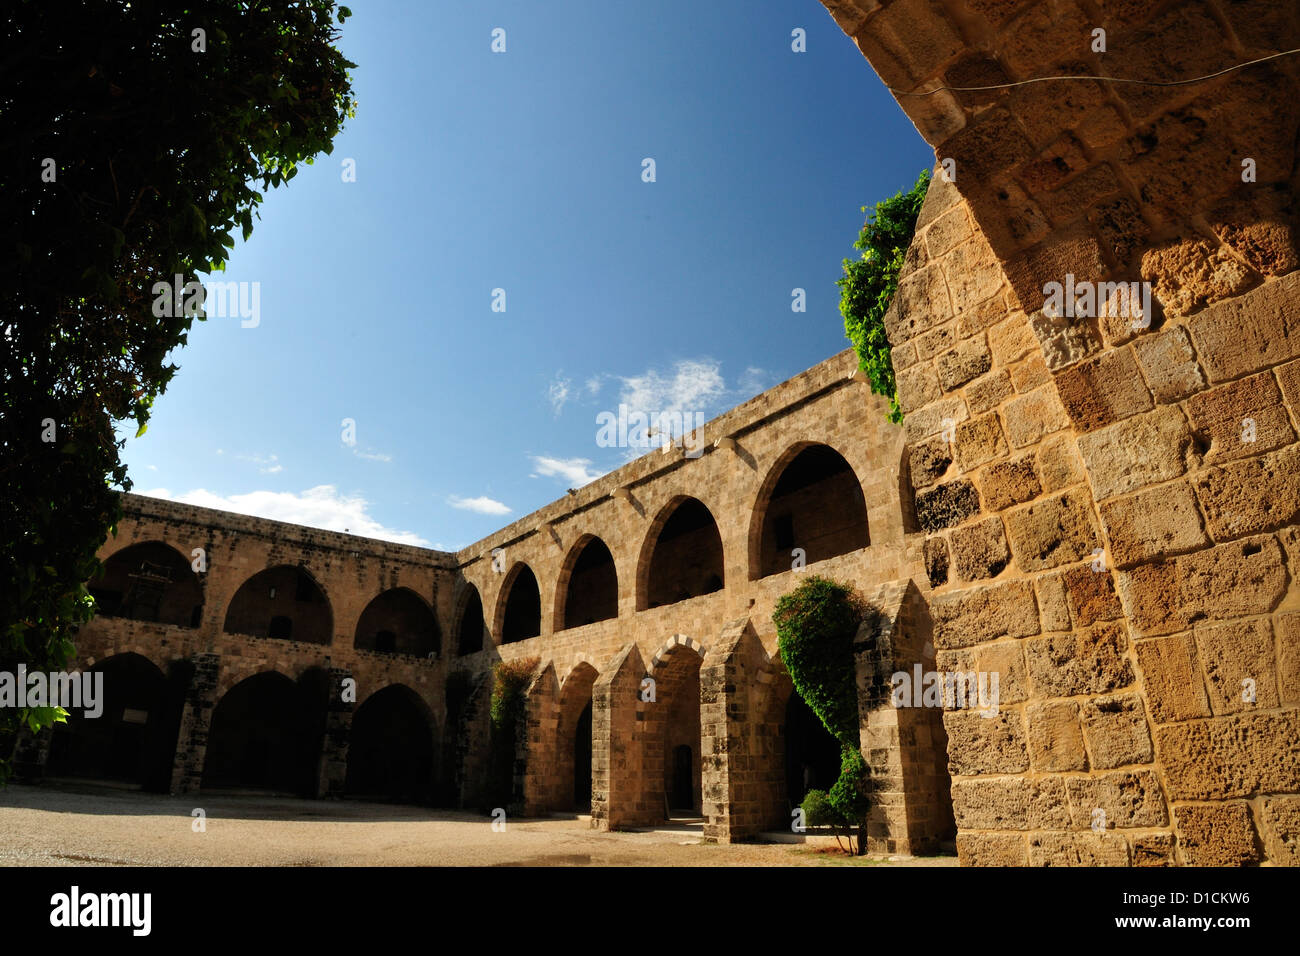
left=17, top=0, right=1300, bottom=865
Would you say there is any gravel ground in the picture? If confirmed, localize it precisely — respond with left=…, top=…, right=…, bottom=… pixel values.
left=0, top=782, right=958, bottom=867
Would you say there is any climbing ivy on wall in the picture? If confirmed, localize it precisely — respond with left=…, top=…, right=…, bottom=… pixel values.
left=773, top=575, right=872, bottom=853
left=484, top=657, right=539, bottom=813
left=837, top=168, right=931, bottom=424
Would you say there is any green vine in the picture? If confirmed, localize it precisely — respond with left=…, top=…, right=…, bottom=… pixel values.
left=837, top=168, right=931, bottom=424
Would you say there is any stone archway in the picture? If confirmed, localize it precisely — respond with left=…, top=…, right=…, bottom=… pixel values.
left=345, top=684, right=438, bottom=804
left=223, top=566, right=332, bottom=645
left=45, top=652, right=181, bottom=792
left=749, top=442, right=870, bottom=579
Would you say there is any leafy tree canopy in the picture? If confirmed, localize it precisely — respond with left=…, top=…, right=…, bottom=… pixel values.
left=0, top=0, right=356, bottom=778
left=837, top=168, right=931, bottom=423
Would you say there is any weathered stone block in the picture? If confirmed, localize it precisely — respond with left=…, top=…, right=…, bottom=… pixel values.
left=1115, top=561, right=1188, bottom=637
left=1192, top=443, right=1300, bottom=540
left=1193, top=618, right=1278, bottom=714
left=1026, top=700, right=1087, bottom=771
left=1132, top=324, right=1206, bottom=404
left=923, top=536, right=949, bottom=588
left=1081, top=694, right=1154, bottom=769
left=1066, top=770, right=1169, bottom=828
left=1176, top=534, right=1286, bottom=622
left=1036, top=433, right=1087, bottom=492
left=1025, top=622, right=1134, bottom=697
left=896, top=362, right=941, bottom=411
left=1098, top=480, right=1208, bottom=567
left=1174, top=803, right=1260, bottom=866
left=1075, top=405, right=1192, bottom=500
left=930, top=579, right=1040, bottom=649
left=888, top=262, right=953, bottom=345
left=1034, top=569, right=1071, bottom=631
left=1061, top=565, right=1122, bottom=626
left=909, top=435, right=952, bottom=489
left=1133, top=634, right=1211, bottom=723
left=975, top=641, right=1029, bottom=705
left=954, top=411, right=1007, bottom=471
left=956, top=832, right=1028, bottom=866
left=1184, top=370, right=1295, bottom=464
left=1028, top=832, right=1129, bottom=866
left=1130, top=832, right=1176, bottom=867
left=1004, top=490, right=1102, bottom=571
left=1157, top=710, right=1300, bottom=799
left=978, top=455, right=1042, bottom=511
left=1053, top=347, right=1154, bottom=432
left=1277, top=612, right=1300, bottom=706
left=1187, top=272, right=1300, bottom=381
left=1260, top=796, right=1300, bottom=866
left=944, top=710, right=1029, bottom=775
left=950, top=515, right=1009, bottom=582
left=965, top=369, right=1013, bottom=415
left=940, top=341, right=995, bottom=402
left=1029, top=309, right=1104, bottom=371
left=1141, top=234, right=1257, bottom=319
left=915, top=478, right=981, bottom=533
left=950, top=775, right=1069, bottom=829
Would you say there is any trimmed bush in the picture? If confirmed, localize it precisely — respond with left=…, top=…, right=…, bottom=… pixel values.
left=775, top=575, right=872, bottom=853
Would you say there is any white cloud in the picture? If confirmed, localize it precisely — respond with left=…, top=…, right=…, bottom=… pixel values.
left=448, top=494, right=512, bottom=516
left=237, top=452, right=283, bottom=474
left=548, top=375, right=571, bottom=415
left=530, top=455, right=605, bottom=486
left=618, top=358, right=727, bottom=419
left=137, top=485, right=431, bottom=546
left=352, top=448, right=393, bottom=463
left=736, top=366, right=772, bottom=398
left=584, top=375, right=604, bottom=397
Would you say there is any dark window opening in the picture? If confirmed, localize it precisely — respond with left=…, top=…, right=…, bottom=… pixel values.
left=374, top=630, right=396, bottom=653
left=269, top=615, right=293, bottom=640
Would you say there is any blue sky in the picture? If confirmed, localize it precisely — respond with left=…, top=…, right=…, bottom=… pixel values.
left=122, top=0, right=932, bottom=550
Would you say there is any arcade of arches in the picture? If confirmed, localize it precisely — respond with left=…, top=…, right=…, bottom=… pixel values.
left=24, top=367, right=946, bottom=853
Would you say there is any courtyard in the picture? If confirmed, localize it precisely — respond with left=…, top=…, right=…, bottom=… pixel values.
left=0, top=783, right=957, bottom=868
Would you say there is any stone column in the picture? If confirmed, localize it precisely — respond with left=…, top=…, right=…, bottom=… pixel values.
left=315, top=666, right=354, bottom=798
left=590, top=642, right=645, bottom=830
left=169, top=652, right=220, bottom=795
left=701, top=617, right=769, bottom=842
left=856, top=579, right=953, bottom=856
left=520, top=665, right=559, bottom=816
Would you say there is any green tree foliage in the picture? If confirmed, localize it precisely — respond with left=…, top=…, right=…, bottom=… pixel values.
left=837, top=168, right=931, bottom=423
left=485, top=658, right=539, bottom=813
left=0, top=0, right=356, bottom=777
left=775, top=575, right=872, bottom=853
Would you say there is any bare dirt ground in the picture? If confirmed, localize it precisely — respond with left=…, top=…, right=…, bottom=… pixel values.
left=0, top=782, right=958, bottom=867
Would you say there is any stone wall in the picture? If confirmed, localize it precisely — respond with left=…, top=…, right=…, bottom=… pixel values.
left=820, top=0, right=1300, bottom=865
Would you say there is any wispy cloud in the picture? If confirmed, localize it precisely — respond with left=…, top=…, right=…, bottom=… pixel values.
left=618, top=358, right=727, bottom=418
left=137, top=485, right=430, bottom=546
left=584, top=375, right=604, bottom=397
left=448, top=494, right=511, bottom=516
left=736, top=366, right=773, bottom=398
left=530, top=455, right=605, bottom=486
left=548, top=374, right=572, bottom=415
left=237, top=452, right=283, bottom=474
left=351, top=448, right=393, bottom=463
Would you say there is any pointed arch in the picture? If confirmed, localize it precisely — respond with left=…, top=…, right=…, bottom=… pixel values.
left=748, top=441, right=869, bottom=580
left=222, top=565, right=333, bottom=645
left=554, top=534, right=619, bottom=631
left=636, top=496, right=724, bottom=611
